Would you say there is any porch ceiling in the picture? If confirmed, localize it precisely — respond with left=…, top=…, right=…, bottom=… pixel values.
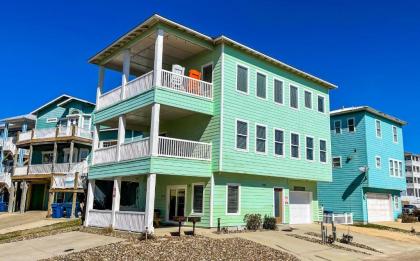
left=104, top=32, right=209, bottom=76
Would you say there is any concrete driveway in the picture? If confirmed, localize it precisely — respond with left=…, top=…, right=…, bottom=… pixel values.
left=0, top=211, right=66, bottom=234
left=0, top=231, right=123, bottom=261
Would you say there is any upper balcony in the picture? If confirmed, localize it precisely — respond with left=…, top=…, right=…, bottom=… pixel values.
left=92, top=27, right=216, bottom=124
left=0, top=137, right=16, bottom=153
left=16, top=125, right=92, bottom=146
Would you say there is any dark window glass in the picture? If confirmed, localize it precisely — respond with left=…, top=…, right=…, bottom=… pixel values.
left=227, top=185, right=239, bottom=213
left=193, top=184, right=204, bottom=213
left=256, top=73, right=266, bottom=98
left=237, top=65, right=248, bottom=93
left=274, top=79, right=283, bottom=104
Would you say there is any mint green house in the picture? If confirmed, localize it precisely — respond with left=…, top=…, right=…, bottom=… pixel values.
left=85, top=14, right=337, bottom=233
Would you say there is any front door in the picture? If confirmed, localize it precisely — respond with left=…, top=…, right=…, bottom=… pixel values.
left=167, top=186, right=186, bottom=221
left=274, top=188, right=283, bottom=224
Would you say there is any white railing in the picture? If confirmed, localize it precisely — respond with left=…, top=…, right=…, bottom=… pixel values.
left=52, top=172, right=85, bottom=189
left=94, top=146, right=117, bottom=165
left=14, top=166, right=28, bottom=176
left=125, top=71, right=154, bottom=99
left=53, top=163, right=71, bottom=173
left=18, top=131, right=32, bottom=142
left=97, top=87, right=122, bottom=110
left=114, top=211, right=145, bottom=232
left=76, top=127, right=93, bottom=139
left=33, top=128, right=56, bottom=139
left=28, top=164, right=53, bottom=174
left=0, top=172, right=11, bottom=188
left=1, top=137, right=16, bottom=153
left=57, top=126, right=71, bottom=137
left=88, top=209, right=112, bottom=228
left=119, top=138, right=150, bottom=161
left=158, top=137, right=211, bottom=160
left=323, top=213, right=353, bottom=225
left=161, top=69, right=213, bottom=99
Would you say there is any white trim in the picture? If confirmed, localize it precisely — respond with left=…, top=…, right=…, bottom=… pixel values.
left=388, top=158, right=403, bottom=178
left=333, top=120, right=342, bottom=135
left=272, top=187, right=286, bottom=224
left=210, top=174, right=215, bottom=227
left=31, top=94, right=94, bottom=115
left=304, top=90, right=313, bottom=109
left=347, top=118, right=356, bottom=133
left=235, top=118, right=249, bottom=152
left=332, top=156, right=342, bottom=168
left=235, top=63, right=249, bottom=95
left=191, top=182, right=205, bottom=216
left=392, top=126, right=399, bottom=144
left=305, top=135, right=315, bottom=162
left=375, top=119, right=382, bottom=138
left=273, top=78, right=284, bottom=105
left=273, top=128, right=285, bottom=158
left=317, top=94, right=326, bottom=114
left=46, top=118, right=58, bottom=123
left=225, top=183, right=241, bottom=216
left=319, top=138, right=328, bottom=164
left=255, top=70, right=268, bottom=100
left=165, top=185, right=188, bottom=223
left=290, top=132, right=300, bottom=159
left=255, top=123, right=267, bottom=155
left=375, top=155, right=382, bottom=169
left=289, top=84, right=299, bottom=110
left=219, top=44, right=225, bottom=172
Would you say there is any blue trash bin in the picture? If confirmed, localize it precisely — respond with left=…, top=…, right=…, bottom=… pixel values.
left=64, top=202, right=80, bottom=218
left=0, top=202, right=7, bottom=212
left=51, top=203, right=64, bottom=218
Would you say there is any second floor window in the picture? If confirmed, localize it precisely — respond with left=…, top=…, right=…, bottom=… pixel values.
left=375, top=156, right=381, bottom=168
left=304, top=91, right=312, bottom=109
left=332, top=157, right=341, bottom=168
left=318, top=95, right=325, bottom=113
left=334, top=120, right=341, bottom=134
left=320, top=139, right=327, bottom=163
left=236, top=65, right=248, bottom=93
left=348, top=118, right=355, bottom=133
left=256, top=73, right=266, bottom=99
left=376, top=120, right=382, bottom=138
left=291, top=133, right=300, bottom=158
left=236, top=120, right=248, bottom=150
left=393, top=126, right=398, bottom=143
left=389, top=159, right=403, bottom=177
left=290, top=85, right=299, bottom=109
left=306, top=137, right=314, bottom=161
left=274, top=129, right=284, bottom=156
left=274, top=79, right=283, bottom=104
left=256, top=125, right=266, bottom=153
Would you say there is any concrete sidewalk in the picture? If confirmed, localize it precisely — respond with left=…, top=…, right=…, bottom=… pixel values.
left=0, top=211, right=67, bottom=234
left=0, top=231, right=123, bottom=261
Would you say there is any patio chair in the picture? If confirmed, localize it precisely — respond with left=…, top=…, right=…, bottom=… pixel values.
left=170, top=64, right=185, bottom=91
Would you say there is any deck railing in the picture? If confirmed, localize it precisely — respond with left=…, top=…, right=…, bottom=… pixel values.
left=88, top=209, right=112, bottom=228
left=161, top=70, right=213, bottom=99
left=29, top=164, right=53, bottom=174
left=94, top=145, right=118, bottom=165
left=97, top=87, right=122, bottom=110
left=18, top=126, right=92, bottom=142
left=1, top=137, right=16, bottom=153
left=114, top=211, right=145, bottom=232
left=119, top=138, right=150, bottom=161
left=158, top=136, right=211, bottom=160
left=125, top=71, right=154, bottom=99
left=17, top=132, right=32, bottom=142
left=0, top=172, right=11, bottom=188
left=33, top=128, right=56, bottom=139
left=14, top=166, right=28, bottom=176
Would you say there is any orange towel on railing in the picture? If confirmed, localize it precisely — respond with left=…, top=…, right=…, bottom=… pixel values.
left=188, top=69, right=201, bottom=95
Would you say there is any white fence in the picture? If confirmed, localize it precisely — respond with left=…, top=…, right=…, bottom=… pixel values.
left=88, top=210, right=112, bottom=228
left=29, top=164, right=53, bottom=174
left=323, top=213, right=353, bottom=225
left=33, top=128, right=56, bottom=139
left=14, top=166, right=28, bottom=176
left=114, top=211, right=145, bottom=232
left=1, top=137, right=16, bottom=152
left=57, top=126, right=71, bottom=137
left=52, top=172, right=85, bottom=189
left=158, top=137, right=212, bottom=160
left=119, top=138, right=150, bottom=161
left=0, top=172, right=11, bottom=188
left=97, top=87, right=122, bottom=110
left=18, top=132, right=32, bottom=142
left=125, top=71, right=154, bottom=99
left=94, top=146, right=117, bottom=165
left=161, top=70, right=213, bottom=99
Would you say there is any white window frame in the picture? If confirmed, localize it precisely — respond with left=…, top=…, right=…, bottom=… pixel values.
left=347, top=118, right=356, bottom=133
left=394, top=195, right=399, bottom=209
left=290, top=132, right=300, bottom=159
left=304, top=90, right=313, bottom=109
left=255, top=71, right=267, bottom=100
left=305, top=135, right=315, bottom=162
left=41, top=151, right=54, bottom=164
left=375, top=156, right=382, bottom=169
left=389, top=158, right=403, bottom=178
left=236, top=63, right=249, bottom=95
left=319, top=139, right=328, bottom=164
left=201, top=62, right=214, bottom=83
left=273, top=78, right=284, bottom=105
left=81, top=115, right=92, bottom=131
left=375, top=120, right=382, bottom=138
left=255, top=123, right=267, bottom=154
left=191, top=182, right=205, bottom=216
left=273, top=128, right=285, bottom=158
left=334, top=120, right=342, bottom=134
left=317, top=95, right=326, bottom=114
left=392, top=126, right=398, bottom=143
left=46, top=117, right=58, bottom=123
left=332, top=156, right=342, bottom=168
left=289, top=84, right=299, bottom=110
left=226, top=183, right=241, bottom=215
left=235, top=119, right=249, bottom=152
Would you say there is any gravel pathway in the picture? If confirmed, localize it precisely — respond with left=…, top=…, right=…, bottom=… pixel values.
left=45, top=236, right=299, bottom=261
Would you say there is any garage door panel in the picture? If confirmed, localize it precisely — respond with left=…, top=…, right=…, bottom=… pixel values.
left=289, top=191, right=312, bottom=224
left=367, top=193, right=392, bottom=222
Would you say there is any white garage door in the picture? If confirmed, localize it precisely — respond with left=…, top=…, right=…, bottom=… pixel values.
left=289, top=191, right=312, bottom=224
left=367, top=193, right=393, bottom=222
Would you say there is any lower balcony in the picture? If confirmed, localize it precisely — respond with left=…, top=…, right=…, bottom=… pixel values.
left=13, top=162, right=88, bottom=176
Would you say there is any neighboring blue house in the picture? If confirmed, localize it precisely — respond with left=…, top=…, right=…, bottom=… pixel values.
left=318, top=106, right=406, bottom=223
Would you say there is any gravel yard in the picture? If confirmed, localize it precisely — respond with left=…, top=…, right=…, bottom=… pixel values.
left=45, top=236, right=299, bottom=261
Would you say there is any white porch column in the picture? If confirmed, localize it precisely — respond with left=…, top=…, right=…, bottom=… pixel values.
left=150, top=103, right=160, bottom=156
left=84, top=179, right=95, bottom=226
left=111, top=177, right=121, bottom=228
left=121, top=49, right=131, bottom=99
left=145, top=173, right=156, bottom=234
left=153, top=29, right=164, bottom=86
left=117, top=115, right=126, bottom=161
left=96, top=66, right=105, bottom=105
left=91, top=124, right=99, bottom=164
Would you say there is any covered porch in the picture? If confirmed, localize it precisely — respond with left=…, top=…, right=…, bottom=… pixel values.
left=85, top=174, right=211, bottom=233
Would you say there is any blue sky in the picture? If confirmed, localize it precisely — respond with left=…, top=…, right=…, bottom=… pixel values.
left=1, top=1, right=419, bottom=152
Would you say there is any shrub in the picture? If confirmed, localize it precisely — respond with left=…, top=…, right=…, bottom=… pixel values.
left=263, top=215, right=278, bottom=230
left=402, top=214, right=418, bottom=223
left=243, top=214, right=262, bottom=230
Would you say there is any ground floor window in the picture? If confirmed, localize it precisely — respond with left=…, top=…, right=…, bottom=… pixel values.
left=227, top=184, right=240, bottom=214
left=120, top=181, right=141, bottom=211
left=192, top=184, right=204, bottom=214
left=294, top=186, right=305, bottom=191
left=93, top=180, right=113, bottom=210
left=394, top=195, right=399, bottom=209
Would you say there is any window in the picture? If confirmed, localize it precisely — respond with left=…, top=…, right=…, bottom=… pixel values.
left=304, top=91, right=312, bottom=109
left=46, top=118, right=58, bottom=123
left=120, top=181, right=141, bottom=211
left=319, top=139, right=327, bottom=163
left=101, top=140, right=117, bottom=148
left=318, top=95, right=325, bottom=113
left=236, top=120, right=248, bottom=151
left=291, top=133, right=300, bottom=159
left=255, top=124, right=267, bottom=153
left=236, top=65, right=248, bottom=93
left=332, top=157, right=341, bottom=168
left=375, top=120, right=382, bottom=138
left=42, top=151, right=54, bottom=164
left=290, top=85, right=299, bottom=109
left=334, top=120, right=341, bottom=134
left=394, top=196, right=399, bottom=209
left=306, top=136, right=314, bottom=161
left=93, top=180, right=114, bottom=210
left=79, top=149, right=90, bottom=162
left=375, top=156, right=381, bottom=169
left=273, top=79, right=283, bottom=104
left=274, top=129, right=284, bottom=156
left=192, top=184, right=204, bottom=214
left=83, top=116, right=91, bottom=130
left=392, top=126, right=398, bottom=143
left=202, top=63, right=213, bottom=83
left=227, top=184, right=240, bottom=214
left=256, top=72, right=266, bottom=99
left=389, top=159, right=403, bottom=177
left=348, top=118, right=355, bottom=133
